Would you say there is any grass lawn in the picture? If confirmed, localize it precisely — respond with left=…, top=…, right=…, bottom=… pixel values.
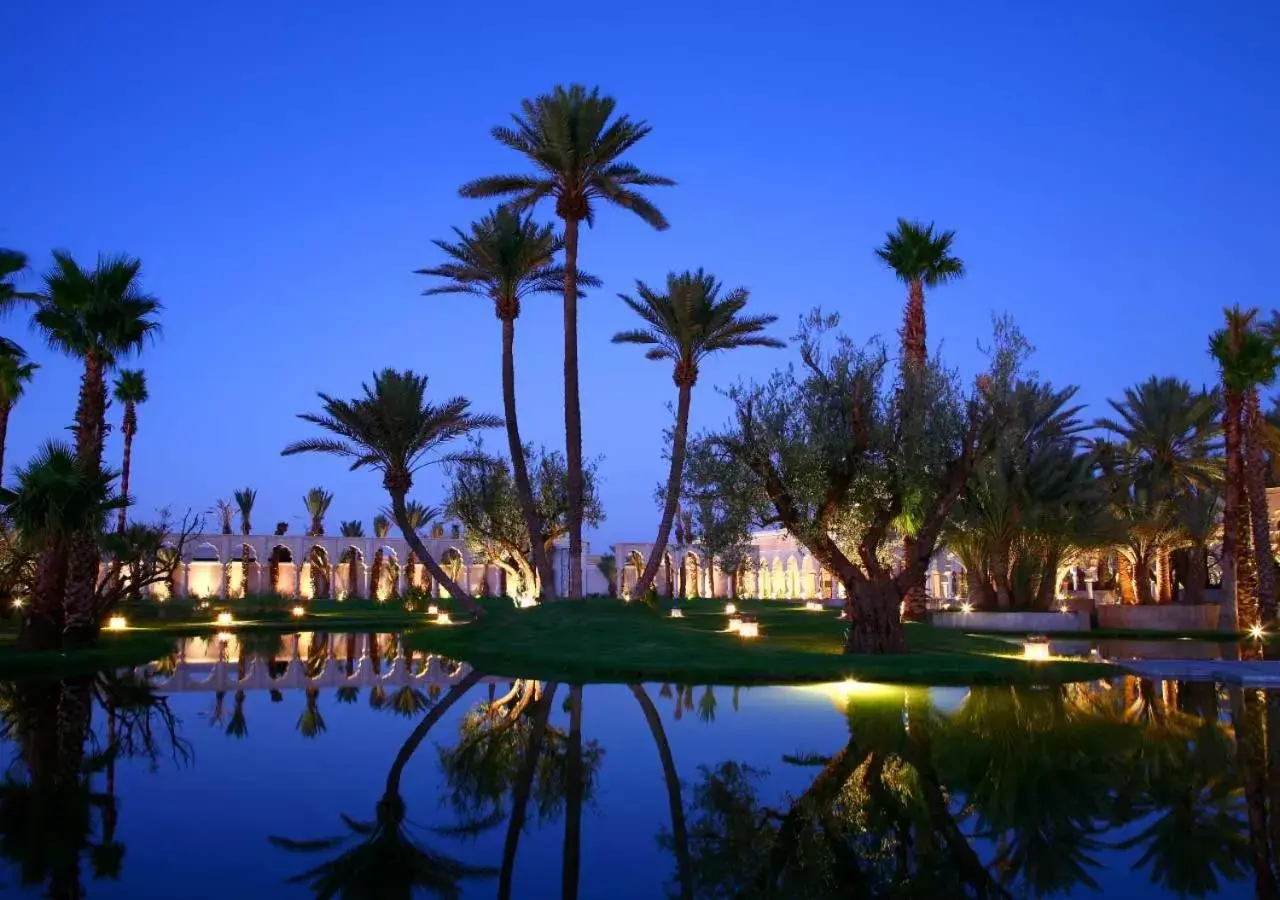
left=403, top=598, right=1118, bottom=686
left=0, top=630, right=175, bottom=678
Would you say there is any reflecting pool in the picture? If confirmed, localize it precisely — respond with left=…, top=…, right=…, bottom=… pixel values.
left=0, top=633, right=1275, bottom=898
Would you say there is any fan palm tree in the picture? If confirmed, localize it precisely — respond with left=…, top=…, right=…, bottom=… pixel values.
left=371, top=514, right=391, bottom=601
left=875, top=220, right=964, bottom=619
left=0, top=443, right=123, bottom=649
left=32, top=252, right=161, bottom=471
left=110, top=369, right=148, bottom=533
left=281, top=370, right=500, bottom=615
left=613, top=270, right=783, bottom=599
left=1211, top=314, right=1280, bottom=627
left=0, top=248, right=39, bottom=309
left=461, top=84, right=675, bottom=598
left=0, top=341, right=38, bottom=486
left=270, top=670, right=492, bottom=898
left=418, top=207, right=591, bottom=598
left=234, top=487, right=257, bottom=597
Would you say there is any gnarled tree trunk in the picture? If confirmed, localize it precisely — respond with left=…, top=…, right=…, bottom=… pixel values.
left=845, top=578, right=906, bottom=654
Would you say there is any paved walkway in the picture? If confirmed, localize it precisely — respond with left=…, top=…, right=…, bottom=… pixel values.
left=1122, top=660, right=1280, bottom=687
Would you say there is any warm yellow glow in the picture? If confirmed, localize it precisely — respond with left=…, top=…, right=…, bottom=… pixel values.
left=106, top=615, right=128, bottom=631
left=215, top=631, right=234, bottom=643
left=514, top=595, right=537, bottom=609
left=724, top=602, right=737, bottom=615
left=11, top=598, right=23, bottom=609
left=804, top=600, right=823, bottom=612
left=291, top=605, right=306, bottom=618
left=436, top=612, right=452, bottom=625
left=1058, top=605, right=1071, bottom=614
left=960, top=602, right=973, bottom=614
left=727, top=615, right=742, bottom=633
left=216, top=612, right=234, bottom=626
left=669, top=608, right=684, bottom=618
left=738, top=621, right=760, bottom=639
left=1250, top=624, right=1266, bottom=640
left=427, top=604, right=439, bottom=616
left=1023, top=639, right=1051, bottom=661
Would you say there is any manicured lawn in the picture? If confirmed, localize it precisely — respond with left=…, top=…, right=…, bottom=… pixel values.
left=403, top=598, right=1118, bottom=685
left=0, top=631, right=175, bottom=677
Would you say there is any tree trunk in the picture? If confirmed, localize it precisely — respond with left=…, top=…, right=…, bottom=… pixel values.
left=1245, top=388, right=1278, bottom=626
left=1156, top=546, right=1174, bottom=604
left=562, top=684, right=584, bottom=900
left=117, top=408, right=136, bottom=532
left=371, top=549, right=383, bottom=601
left=0, top=401, right=9, bottom=488
left=501, top=316, right=557, bottom=599
left=845, top=577, right=906, bottom=654
left=562, top=216, right=584, bottom=600
left=62, top=530, right=100, bottom=649
left=387, top=487, right=480, bottom=617
left=631, top=381, right=693, bottom=600
left=1222, top=386, right=1243, bottom=631
left=901, top=533, right=928, bottom=620
left=1230, top=686, right=1280, bottom=899
left=1117, top=554, right=1137, bottom=604
left=499, top=683, right=558, bottom=900
left=1035, top=549, right=1061, bottom=611
left=1134, top=553, right=1155, bottom=605
left=384, top=669, right=483, bottom=797
left=74, top=349, right=107, bottom=470
left=1185, top=545, right=1208, bottom=605
left=51, top=676, right=92, bottom=900
left=630, top=684, right=693, bottom=900
left=902, top=278, right=927, bottom=368
left=22, top=536, right=67, bottom=650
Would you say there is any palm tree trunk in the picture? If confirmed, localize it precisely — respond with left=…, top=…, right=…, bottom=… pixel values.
left=632, top=381, right=693, bottom=599
left=387, top=488, right=480, bottom=617
left=74, top=349, right=107, bottom=470
left=1245, top=388, right=1278, bottom=626
left=1185, top=545, right=1208, bottom=605
left=1157, top=546, right=1174, bottom=604
left=371, top=549, right=383, bottom=601
left=562, top=684, right=584, bottom=900
left=901, top=534, right=928, bottom=620
left=501, top=316, right=557, bottom=598
left=1223, top=386, right=1244, bottom=631
left=0, top=401, right=9, bottom=488
left=1230, top=686, right=1280, bottom=899
left=499, top=683, right=558, bottom=900
left=23, top=536, right=67, bottom=650
left=384, top=669, right=483, bottom=797
left=562, top=217, right=584, bottom=600
left=902, top=278, right=927, bottom=368
left=630, top=685, right=692, bottom=900
left=242, top=544, right=253, bottom=599
left=62, top=530, right=100, bottom=648
left=117, top=410, right=135, bottom=533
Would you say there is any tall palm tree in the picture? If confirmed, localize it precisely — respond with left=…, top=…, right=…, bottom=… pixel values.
left=0, top=249, right=38, bottom=309
left=876, top=220, right=964, bottom=620
left=111, top=369, right=148, bottom=533
left=303, top=487, right=333, bottom=536
left=1211, top=313, right=1280, bottom=628
left=418, top=205, right=592, bottom=599
left=613, top=270, right=782, bottom=599
left=281, top=369, right=500, bottom=616
left=371, top=514, right=391, bottom=601
left=0, top=442, right=122, bottom=649
left=1210, top=309, right=1255, bottom=631
left=630, top=684, right=693, bottom=900
left=461, top=84, right=675, bottom=598
left=0, top=341, right=38, bottom=486
left=234, top=487, right=257, bottom=598
left=33, top=252, right=161, bottom=471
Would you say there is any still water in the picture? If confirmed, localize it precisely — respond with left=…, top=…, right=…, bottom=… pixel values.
left=0, top=632, right=1274, bottom=898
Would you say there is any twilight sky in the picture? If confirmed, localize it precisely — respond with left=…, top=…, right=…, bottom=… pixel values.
left=3, top=1, right=1275, bottom=551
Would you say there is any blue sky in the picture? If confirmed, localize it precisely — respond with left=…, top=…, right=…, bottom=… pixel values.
left=4, top=1, right=1275, bottom=550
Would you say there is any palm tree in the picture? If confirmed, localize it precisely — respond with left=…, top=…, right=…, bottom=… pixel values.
left=630, top=684, right=693, bottom=900
left=418, top=206, right=589, bottom=598
left=33, top=252, right=161, bottom=471
left=0, top=442, right=122, bottom=649
left=0, top=249, right=38, bottom=309
left=339, top=520, right=364, bottom=599
left=613, top=270, right=782, bottom=599
left=110, top=369, right=148, bottom=533
left=0, top=342, right=38, bottom=486
left=1210, top=308, right=1255, bottom=631
left=1211, top=313, right=1280, bottom=628
left=596, top=553, right=617, bottom=598
left=303, top=487, right=333, bottom=536
left=281, top=370, right=500, bottom=616
left=876, top=220, right=964, bottom=620
left=461, top=84, right=675, bottom=598
left=371, top=514, right=391, bottom=601
left=234, top=487, right=257, bottom=597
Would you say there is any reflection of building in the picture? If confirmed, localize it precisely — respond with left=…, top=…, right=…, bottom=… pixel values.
left=150, top=530, right=608, bottom=600
left=613, top=529, right=966, bottom=601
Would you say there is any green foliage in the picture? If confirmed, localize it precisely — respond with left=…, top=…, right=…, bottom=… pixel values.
left=0, top=342, right=38, bottom=406
left=338, top=520, right=364, bottom=538
left=0, top=442, right=122, bottom=540
left=233, top=487, right=256, bottom=535
left=874, top=218, right=966, bottom=287
left=32, top=251, right=161, bottom=365
left=110, top=369, right=148, bottom=407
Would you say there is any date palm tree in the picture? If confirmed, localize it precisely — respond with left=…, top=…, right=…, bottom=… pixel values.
left=461, top=84, right=674, bottom=598
left=32, top=252, right=161, bottom=471
left=281, top=369, right=500, bottom=616
left=303, top=487, right=333, bottom=536
left=234, top=487, right=257, bottom=597
left=613, top=270, right=782, bottom=599
left=0, top=341, right=38, bottom=487
left=1209, top=307, right=1255, bottom=631
left=111, top=369, right=148, bottom=533
left=1211, top=315, right=1280, bottom=628
left=418, top=205, right=594, bottom=599
left=371, top=514, right=390, bottom=601
left=876, top=220, right=964, bottom=620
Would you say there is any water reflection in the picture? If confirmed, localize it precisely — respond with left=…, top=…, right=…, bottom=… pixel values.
left=1, top=650, right=1279, bottom=897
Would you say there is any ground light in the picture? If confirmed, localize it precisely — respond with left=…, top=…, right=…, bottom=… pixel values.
left=669, top=608, right=684, bottom=618
left=1023, top=636, right=1051, bottom=661
left=427, top=604, right=439, bottom=616
left=436, top=611, right=452, bottom=625
left=291, top=605, right=305, bottom=618
left=216, top=612, right=234, bottom=626
left=1250, top=624, right=1266, bottom=640
left=11, top=598, right=22, bottom=610
left=738, top=615, right=760, bottom=639
left=724, top=602, right=736, bottom=615
left=106, top=616, right=128, bottom=631
left=960, top=602, right=973, bottom=614
left=727, top=613, right=743, bottom=633
left=804, top=600, right=823, bottom=611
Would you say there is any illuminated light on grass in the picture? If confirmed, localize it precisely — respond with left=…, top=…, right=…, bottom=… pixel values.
left=291, top=605, right=306, bottom=618
left=727, top=613, right=743, bottom=633
left=1023, top=637, right=1051, bottom=661
left=804, top=601, right=823, bottom=612
left=738, top=620, right=760, bottom=639
left=724, top=603, right=737, bottom=615
left=669, top=608, right=684, bottom=618
left=106, top=616, right=128, bottom=631
left=427, top=604, right=439, bottom=616
left=216, top=612, right=234, bottom=627
left=436, top=612, right=452, bottom=625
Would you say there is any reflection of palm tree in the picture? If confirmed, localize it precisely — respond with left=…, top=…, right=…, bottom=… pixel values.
left=562, top=685, right=584, bottom=900
left=298, top=689, right=327, bottom=740
left=270, top=670, right=493, bottom=898
left=499, top=683, right=558, bottom=900
left=226, top=691, right=248, bottom=739
left=630, top=684, right=692, bottom=900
